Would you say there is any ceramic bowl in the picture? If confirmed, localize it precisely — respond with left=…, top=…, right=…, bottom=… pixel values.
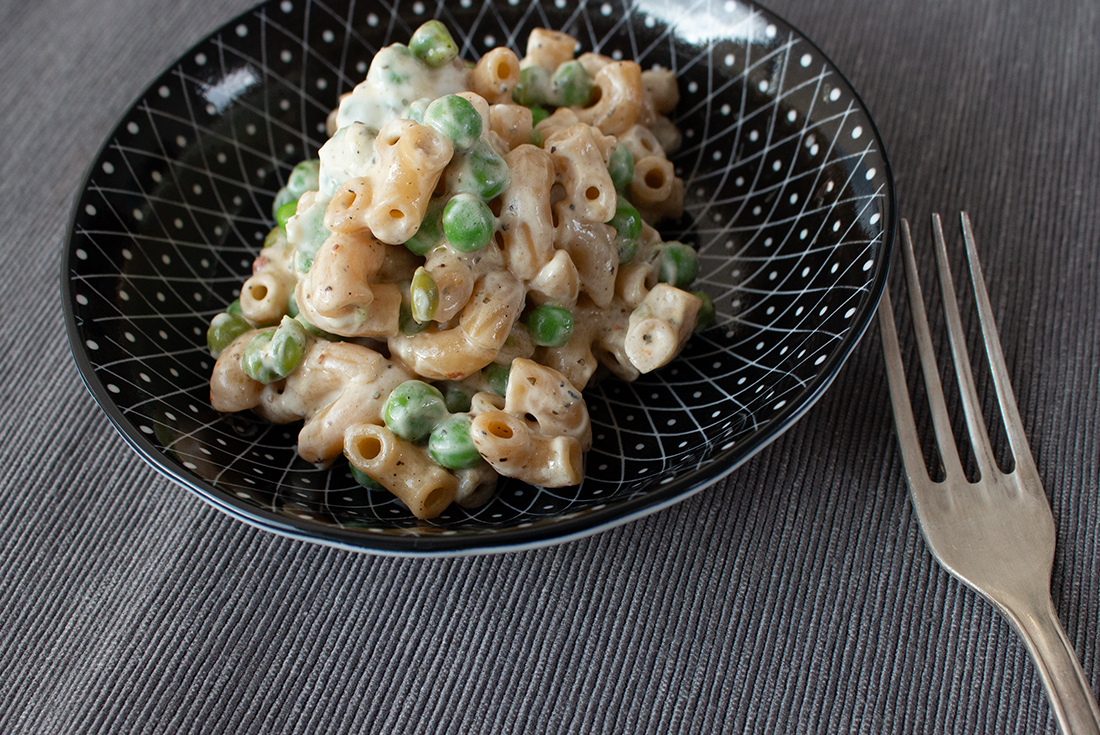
left=63, top=0, right=894, bottom=554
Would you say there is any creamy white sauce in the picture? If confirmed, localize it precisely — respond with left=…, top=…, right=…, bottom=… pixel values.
left=334, top=45, right=469, bottom=132
left=318, top=123, right=377, bottom=197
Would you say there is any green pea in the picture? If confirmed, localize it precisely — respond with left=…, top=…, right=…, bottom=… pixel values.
left=442, top=193, right=495, bottom=252
left=470, top=142, right=510, bottom=199
left=401, top=97, right=431, bottom=124
left=483, top=362, right=510, bottom=397
left=529, top=106, right=549, bottom=126
left=609, top=196, right=642, bottom=264
left=550, top=60, right=592, bottom=107
left=410, top=267, right=439, bottom=324
left=512, top=66, right=550, bottom=107
left=272, top=159, right=320, bottom=218
left=428, top=414, right=482, bottom=469
left=529, top=129, right=543, bottom=148
left=287, top=159, right=320, bottom=195
left=443, top=384, right=472, bottom=414
left=447, top=140, right=510, bottom=200
left=659, top=242, right=699, bottom=289
left=608, top=144, right=634, bottom=192
left=207, top=312, right=250, bottom=357
left=275, top=199, right=298, bottom=228
left=423, top=94, right=482, bottom=151
left=226, top=299, right=245, bottom=318
left=350, top=464, right=385, bottom=491
left=384, top=380, right=449, bottom=442
left=241, top=316, right=307, bottom=384
left=525, top=304, right=574, bottom=347
left=403, top=198, right=445, bottom=256
left=272, top=187, right=297, bottom=218
left=286, top=292, right=300, bottom=318
left=692, top=290, right=715, bottom=333
left=241, top=330, right=276, bottom=383
left=409, top=20, right=459, bottom=69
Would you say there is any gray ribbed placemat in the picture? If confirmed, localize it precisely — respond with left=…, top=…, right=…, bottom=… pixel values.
left=1, top=0, right=1096, bottom=732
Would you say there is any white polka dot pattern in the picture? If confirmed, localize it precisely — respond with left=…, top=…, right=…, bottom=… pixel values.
left=62, top=0, right=893, bottom=554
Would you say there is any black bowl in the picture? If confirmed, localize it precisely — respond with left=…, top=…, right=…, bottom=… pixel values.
left=62, top=0, right=894, bottom=555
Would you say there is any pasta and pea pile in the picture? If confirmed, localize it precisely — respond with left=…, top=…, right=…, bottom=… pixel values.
left=207, top=22, right=714, bottom=519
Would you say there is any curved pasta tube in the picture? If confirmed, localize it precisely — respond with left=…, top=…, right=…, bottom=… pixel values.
left=470, top=411, right=584, bottom=487
left=575, top=61, right=644, bottom=136
left=240, top=270, right=294, bottom=326
left=629, top=155, right=684, bottom=223
left=344, top=423, right=457, bottom=519
left=469, top=390, right=505, bottom=415
left=388, top=327, right=498, bottom=381
left=472, top=48, right=521, bottom=104
left=545, top=123, right=618, bottom=225
left=504, top=358, right=591, bottom=449
left=553, top=201, right=617, bottom=307
left=526, top=249, right=581, bottom=307
left=209, top=331, right=265, bottom=412
left=615, top=259, right=658, bottom=309
left=497, top=144, right=556, bottom=280
left=459, top=270, right=526, bottom=351
left=294, top=233, right=400, bottom=337
left=575, top=51, right=611, bottom=78
left=533, top=107, right=580, bottom=141
left=254, top=341, right=413, bottom=464
left=368, top=119, right=454, bottom=243
left=641, top=67, right=679, bottom=115
left=624, top=283, right=702, bottom=373
left=324, top=177, right=374, bottom=234
left=522, top=29, right=577, bottom=71
left=617, top=124, right=664, bottom=163
left=535, top=325, right=597, bottom=390
left=388, top=269, right=524, bottom=379
left=488, top=104, right=534, bottom=151
left=299, top=279, right=401, bottom=339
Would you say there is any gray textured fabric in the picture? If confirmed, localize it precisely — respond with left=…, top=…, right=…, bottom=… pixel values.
left=1, top=0, right=1097, bottom=732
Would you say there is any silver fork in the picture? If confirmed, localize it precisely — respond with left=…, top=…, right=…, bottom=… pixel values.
left=878, top=213, right=1100, bottom=734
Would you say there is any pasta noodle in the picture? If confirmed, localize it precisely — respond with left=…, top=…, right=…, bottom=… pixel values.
left=205, top=22, right=710, bottom=519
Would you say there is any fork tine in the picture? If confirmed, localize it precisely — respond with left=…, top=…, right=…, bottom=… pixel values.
left=879, top=286, right=932, bottom=484
left=930, top=213, right=999, bottom=476
left=893, top=218, right=965, bottom=480
left=959, top=212, right=1036, bottom=470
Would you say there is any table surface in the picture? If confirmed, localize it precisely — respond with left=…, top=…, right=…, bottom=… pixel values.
left=2, top=0, right=1098, bottom=732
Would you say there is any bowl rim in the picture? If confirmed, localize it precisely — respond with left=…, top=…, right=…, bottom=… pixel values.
left=60, top=0, right=896, bottom=556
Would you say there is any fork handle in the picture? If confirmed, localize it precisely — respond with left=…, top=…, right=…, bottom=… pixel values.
left=1005, top=594, right=1100, bottom=734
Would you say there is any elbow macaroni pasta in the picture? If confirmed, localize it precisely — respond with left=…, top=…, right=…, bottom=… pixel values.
left=206, top=23, right=708, bottom=520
